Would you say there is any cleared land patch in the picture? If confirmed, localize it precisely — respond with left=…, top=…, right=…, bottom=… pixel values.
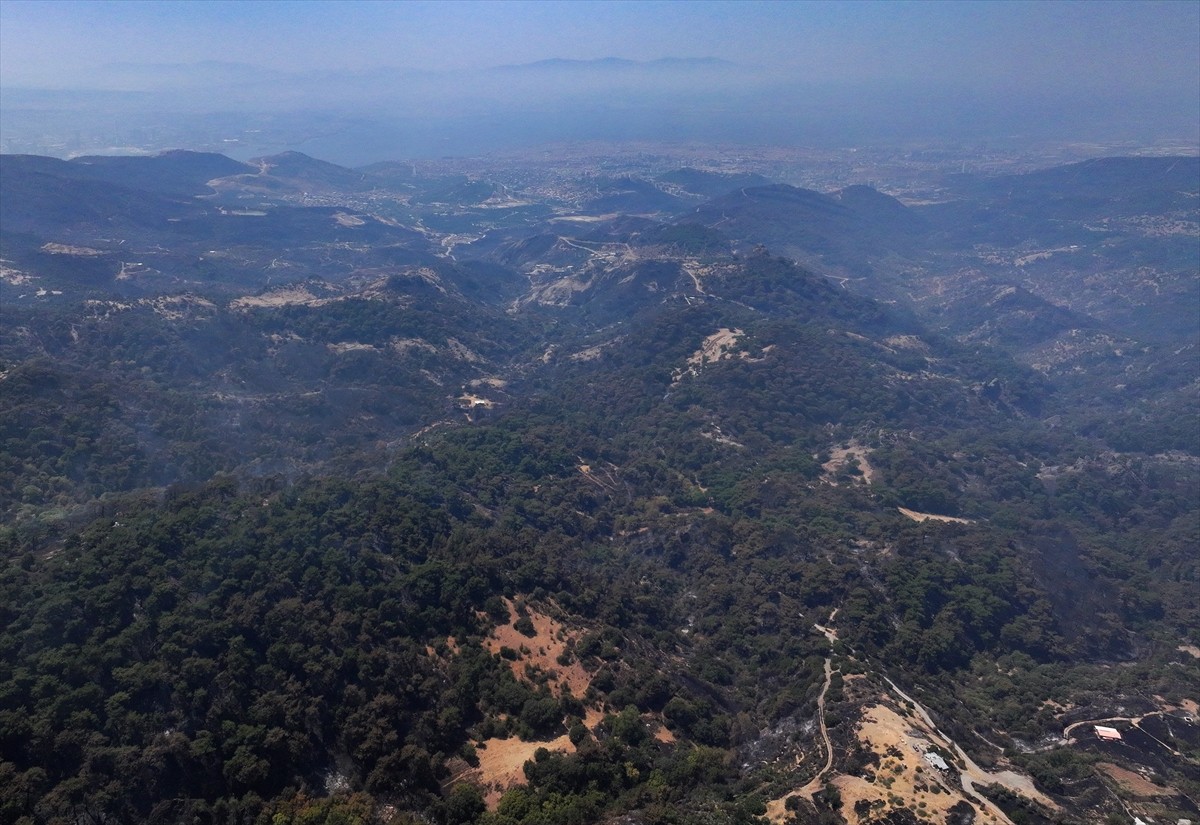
left=231, top=286, right=327, bottom=308
left=458, top=394, right=495, bottom=409
left=897, top=507, right=974, bottom=524
left=821, top=441, right=877, bottom=485
left=482, top=597, right=593, bottom=698
left=673, top=328, right=773, bottom=385
left=458, top=598, right=601, bottom=807
left=41, top=242, right=105, bottom=256
left=831, top=704, right=1009, bottom=825
left=768, top=703, right=993, bottom=825
left=469, top=732, right=577, bottom=808
left=1096, top=762, right=1178, bottom=798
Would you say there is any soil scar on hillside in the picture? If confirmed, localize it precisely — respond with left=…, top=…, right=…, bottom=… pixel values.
left=453, top=598, right=601, bottom=809
left=831, top=704, right=1010, bottom=825
left=821, top=441, right=877, bottom=486
left=897, top=507, right=974, bottom=524
left=482, top=597, right=593, bottom=698
left=465, top=732, right=578, bottom=809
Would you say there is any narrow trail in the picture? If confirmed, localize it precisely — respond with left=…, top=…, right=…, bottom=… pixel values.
left=767, top=656, right=834, bottom=820
left=556, top=236, right=632, bottom=256
left=797, top=657, right=835, bottom=797
left=813, top=607, right=839, bottom=643
left=682, top=261, right=710, bottom=297
left=775, top=609, right=839, bottom=814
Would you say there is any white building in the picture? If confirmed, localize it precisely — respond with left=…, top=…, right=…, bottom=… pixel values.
left=923, top=751, right=950, bottom=772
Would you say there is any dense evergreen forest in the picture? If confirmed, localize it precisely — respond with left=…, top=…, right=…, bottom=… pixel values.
left=1, top=150, right=1197, bottom=824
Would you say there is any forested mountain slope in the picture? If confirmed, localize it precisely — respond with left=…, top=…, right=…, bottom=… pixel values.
left=1, top=150, right=1197, bottom=825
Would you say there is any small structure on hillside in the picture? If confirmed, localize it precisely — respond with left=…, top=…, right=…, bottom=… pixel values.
left=923, top=751, right=951, bottom=772
left=1094, top=725, right=1122, bottom=741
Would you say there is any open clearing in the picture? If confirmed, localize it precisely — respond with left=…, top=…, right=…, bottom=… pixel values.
left=688, top=328, right=744, bottom=368
left=549, top=213, right=619, bottom=223
left=1097, top=762, right=1178, bottom=798
left=41, top=242, right=105, bottom=256
left=887, top=678, right=1059, bottom=818
left=231, top=286, right=328, bottom=308
left=831, top=704, right=1000, bottom=825
left=0, top=262, right=33, bottom=285
left=673, top=328, right=773, bottom=384
left=768, top=702, right=1000, bottom=825
left=467, top=732, right=578, bottom=808
left=482, top=597, right=593, bottom=698
left=458, top=394, right=495, bottom=409
left=459, top=598, right=599, bottom=808
left=821, top=441, right=877, bottom=485
left=897, top=507, right=974, bottom=524
left=767, top=674, right=1060, bottom=825
left=469, top=377, right=508, bottom=389
left=328, top=342, right=377, bottom=354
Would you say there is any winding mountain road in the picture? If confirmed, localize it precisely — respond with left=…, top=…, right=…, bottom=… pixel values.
left=797, top=658, right=835, bottom=798
left=885, top=678, right=1059, bottom=822
left=766, top=656, right=834, bottom=821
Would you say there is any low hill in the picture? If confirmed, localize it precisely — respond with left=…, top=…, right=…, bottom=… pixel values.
left=680, top=183, right=924, bottom=276
left=583, top=175, right=687, bottom=215
left=65, top=149, right=254, bottom=195
left=0, top=154, right=200, bottom=235
left=657, top=167, right=772, bottom=198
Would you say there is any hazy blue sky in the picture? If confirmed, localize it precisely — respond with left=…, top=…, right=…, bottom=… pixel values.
left=2, top=0, right=1196, bottom=160
left=2, top=0, right=1197, bottom=94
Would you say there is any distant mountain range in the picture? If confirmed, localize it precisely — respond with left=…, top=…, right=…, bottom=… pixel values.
left=5, top=50, right=1196, bottom=163
left=496, top=56, right=741, bottom=71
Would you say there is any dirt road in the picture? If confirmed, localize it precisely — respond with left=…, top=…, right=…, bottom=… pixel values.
left=797, top=658, right=835, bottom=797
left=885, top=678, right=1059, bottom=821
left=766, top=657, right=834, bottom=821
